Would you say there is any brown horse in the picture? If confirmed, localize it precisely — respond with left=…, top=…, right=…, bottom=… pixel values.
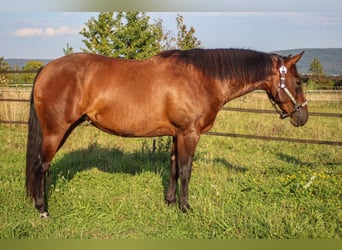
left=26, top=49, right=308, bottom=218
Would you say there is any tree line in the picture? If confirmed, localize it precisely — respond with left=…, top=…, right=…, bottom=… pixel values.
left=0, top=12, right=340, bottom=89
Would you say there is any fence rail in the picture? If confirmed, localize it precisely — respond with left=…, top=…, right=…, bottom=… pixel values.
left=205, top=132, right=342, bottom=146
left=1, top=98, right=341, bottom=117
left=1, top=97, right=341, bottom=146
left=221, top=107, right=342, bottom=118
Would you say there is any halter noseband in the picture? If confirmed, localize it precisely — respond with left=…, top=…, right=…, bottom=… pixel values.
left=270, top=60, right=307, bottom=119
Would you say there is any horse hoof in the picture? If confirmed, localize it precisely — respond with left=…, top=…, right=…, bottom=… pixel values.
left=180, top=204, right=191, bottom=213
left=40, top=212, right=50, bottom=219
left=166, top=198, right=177, bottom=206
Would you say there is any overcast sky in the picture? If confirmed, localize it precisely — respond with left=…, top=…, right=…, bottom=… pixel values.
left=0, top=0, right=341, bottom=59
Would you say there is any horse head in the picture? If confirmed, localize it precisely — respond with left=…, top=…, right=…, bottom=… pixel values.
left=267, top=52, right=308, bottom=127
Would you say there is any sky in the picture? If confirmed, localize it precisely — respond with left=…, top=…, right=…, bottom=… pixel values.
left=0, top=0, right=342, bottom=59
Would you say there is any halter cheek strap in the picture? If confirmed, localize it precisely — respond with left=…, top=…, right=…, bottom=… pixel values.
left=270, top=62, right=307, bottom=119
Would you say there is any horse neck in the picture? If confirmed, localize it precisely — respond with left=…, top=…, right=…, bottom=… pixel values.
left=221, top=79, right=266, bottom=104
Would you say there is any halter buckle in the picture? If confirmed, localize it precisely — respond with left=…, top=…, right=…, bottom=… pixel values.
left=279, top=65, right=287, bottom=75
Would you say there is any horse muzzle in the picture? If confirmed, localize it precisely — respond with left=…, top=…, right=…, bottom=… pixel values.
left=290, top=108, right=308, bottom=127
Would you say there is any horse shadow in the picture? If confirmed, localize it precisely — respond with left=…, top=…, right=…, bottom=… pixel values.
left=48, top=140, right=171, bottom=198
left=47, top=139, right=249, bottom=200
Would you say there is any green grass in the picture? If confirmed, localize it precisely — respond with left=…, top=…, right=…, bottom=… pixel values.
left=0, top=94, right=341, bottom=239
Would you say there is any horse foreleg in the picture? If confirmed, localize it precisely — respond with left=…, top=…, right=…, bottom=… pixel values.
left=177, top=132, right=200, bottom=212
left=166, top=136, right=178, bottom=205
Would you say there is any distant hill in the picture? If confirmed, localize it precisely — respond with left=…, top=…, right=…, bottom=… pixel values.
left=4, top=48, right=342, bottom=75
left=273, top=48, right=342, bottom=75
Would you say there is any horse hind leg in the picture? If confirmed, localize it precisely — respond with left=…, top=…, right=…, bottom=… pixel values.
left=34, top=160, right=51, bottom=219
left=34, top=117, right=86, bottom=218
left=33, top=133, right=65, bottom=218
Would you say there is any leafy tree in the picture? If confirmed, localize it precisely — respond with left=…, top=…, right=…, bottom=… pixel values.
left=80, top=12, right=164, bottom=59
left=309, top=58, right=324, bottom=76
left=175, top=14, right=202, bottom=50
left=63, top=43, right=74, bottom=55
left=80, top=12, right=203, bottom=60
left=308, top=57, right=334, bottom=89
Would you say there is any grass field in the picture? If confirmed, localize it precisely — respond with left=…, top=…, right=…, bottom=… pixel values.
left=0, top=91, right=341, bottom=239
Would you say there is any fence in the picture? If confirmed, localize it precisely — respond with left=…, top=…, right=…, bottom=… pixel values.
left=1, top=70, right=341, bottom=146
left=1, top=96, right=341, bottom=146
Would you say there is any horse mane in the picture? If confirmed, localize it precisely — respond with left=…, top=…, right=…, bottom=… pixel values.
left=158, top=48, right=274, bottom=82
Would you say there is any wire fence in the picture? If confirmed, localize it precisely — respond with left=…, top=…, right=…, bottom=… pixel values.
left=1, top=69, right=341, bottom=146
left=1, top=97, right=341, bottom=146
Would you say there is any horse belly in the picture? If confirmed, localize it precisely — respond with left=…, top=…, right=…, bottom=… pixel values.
left=87, top=106, right=176, bottom=137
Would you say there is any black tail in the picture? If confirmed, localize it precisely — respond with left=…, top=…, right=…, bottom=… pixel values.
left=26, top=67, right=44, bottom=200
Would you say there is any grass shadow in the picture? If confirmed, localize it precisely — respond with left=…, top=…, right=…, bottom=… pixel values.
left=276, top=152, right=341, bottom=168
left=213, top=157, right=248, bottom=173
left=276, top=153, right=315, bottom=168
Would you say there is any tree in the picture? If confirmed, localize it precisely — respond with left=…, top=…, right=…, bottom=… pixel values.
left=309, top=57, right=324, bottom=76
left=0, top=57, right=10, bottom=71
left=175, top=14, right=202, bottom=50
left=80, top=12, right=164, bottom=59
left=22, top=61, right=44, bottom=85
left=308, top=57, right=334, bottom=89
left=0, top=57, right=11, bottom=85
left=22, top=61, right=43, bottom=71
left=63, top=43, right=74, bottom=55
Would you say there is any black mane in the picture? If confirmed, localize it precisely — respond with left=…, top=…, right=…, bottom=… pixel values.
left=158, top=48, right=274, bottom=82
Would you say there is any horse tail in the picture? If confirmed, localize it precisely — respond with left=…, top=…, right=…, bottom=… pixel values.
left=26, top=67, right=44, bottom=200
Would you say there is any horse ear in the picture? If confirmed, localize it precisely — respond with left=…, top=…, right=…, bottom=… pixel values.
left=284, top=51, right=304, bottom=67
